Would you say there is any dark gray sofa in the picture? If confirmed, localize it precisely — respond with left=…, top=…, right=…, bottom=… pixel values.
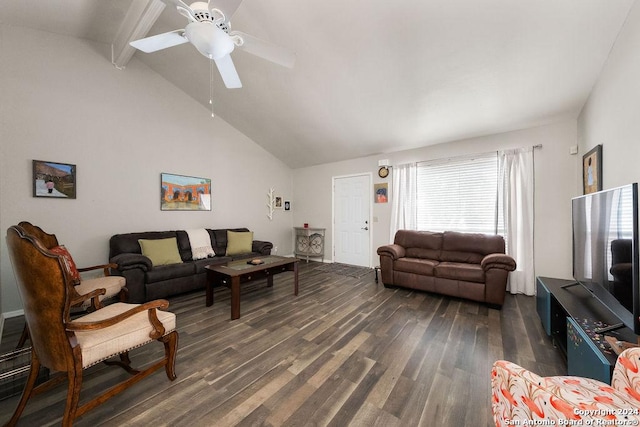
left=109, top=228, right=272, bottom=303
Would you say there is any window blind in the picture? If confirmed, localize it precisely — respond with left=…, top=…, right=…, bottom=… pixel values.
left=416, top=152, right=499, bottom=234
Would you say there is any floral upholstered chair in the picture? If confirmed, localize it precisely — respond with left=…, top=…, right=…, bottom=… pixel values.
left=492, top=348, right=640, bottom=425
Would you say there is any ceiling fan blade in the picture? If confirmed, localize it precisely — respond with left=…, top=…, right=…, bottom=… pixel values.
left=214, top=55, right=242, bottom=88
left=209, top=0, right=244, bottom=23
left=230, top=31, right=295, bottom=69
left=163, top=0, right=197, bottom=21
left=130, top=30, right=188, bottom=53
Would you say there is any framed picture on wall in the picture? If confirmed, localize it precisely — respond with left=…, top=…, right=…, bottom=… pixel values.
left=582, top=145, right=602, bottom=195
left=374, top=183, right=388, bottom=203
left=161, top=173, right=211, bottom=211
left=33, top=160, right=76, bottom=199
left=274, top=196, right=283, bottom=209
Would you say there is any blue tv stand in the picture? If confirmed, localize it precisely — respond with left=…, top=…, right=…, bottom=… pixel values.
left=536, top=276, right=638, bottom=383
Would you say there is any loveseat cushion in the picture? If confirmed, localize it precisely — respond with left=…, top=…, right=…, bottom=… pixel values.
left=395, top=258, right=439, bottom=276
left=434, top=262, right=484, bottom=283
left=440, top=231, right=505, bottom=264
left=145, top=262, right=196, bottom=284
left=394, top=230, right=442, bottom=260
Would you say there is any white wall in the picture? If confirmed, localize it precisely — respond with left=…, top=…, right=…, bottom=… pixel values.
left=293, top=120, right=579, bottom=280
left=578, top=0, right=640, bottom=189
left=10, top=3, right=640, bottom=315
left=0, top=26, right=294, bottom=314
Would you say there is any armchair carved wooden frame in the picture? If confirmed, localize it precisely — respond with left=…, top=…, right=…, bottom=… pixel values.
left=4, top=225, right=178, bottom=427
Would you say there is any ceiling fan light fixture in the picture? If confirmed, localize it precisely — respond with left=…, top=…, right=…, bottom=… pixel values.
left=185, top=21, right=234, bottom=60
left=129, top=0, right=294, bottom=92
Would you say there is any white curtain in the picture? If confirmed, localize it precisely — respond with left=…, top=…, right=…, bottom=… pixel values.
left=499, top=147, right=535, bottom=295
left=390, top=163, right=417, bottom=242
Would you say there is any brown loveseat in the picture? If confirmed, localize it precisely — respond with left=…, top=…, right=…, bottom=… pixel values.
left=377, top=230, right=516, bottom=307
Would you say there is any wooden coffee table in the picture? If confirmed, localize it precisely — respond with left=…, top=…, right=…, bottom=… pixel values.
left=205, top=256, right=299, bottom=320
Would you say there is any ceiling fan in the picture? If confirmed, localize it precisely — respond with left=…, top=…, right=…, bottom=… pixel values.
left=130, top=0, right=295, bottom=89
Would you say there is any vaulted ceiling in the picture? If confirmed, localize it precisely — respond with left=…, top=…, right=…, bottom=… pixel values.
left=1, top=0, right=635, bottom=168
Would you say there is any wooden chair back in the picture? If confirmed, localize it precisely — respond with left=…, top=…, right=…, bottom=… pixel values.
left=6, top=225, right=75, bottom=372
left=14, top=221, right=89, bottom=302
left=17, top=221, right=60, bottom=250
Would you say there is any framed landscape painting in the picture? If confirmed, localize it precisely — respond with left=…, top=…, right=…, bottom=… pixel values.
left=583, top=145, right=602, bottom=195
left=161, top=173, right=211, bottom=211
left=33, top=160, right=76, bottom=199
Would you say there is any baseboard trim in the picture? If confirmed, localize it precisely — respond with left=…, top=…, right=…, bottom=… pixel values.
left=2, top=309, right=25, bottom=319
left=0, top=310, right=24, bottom=348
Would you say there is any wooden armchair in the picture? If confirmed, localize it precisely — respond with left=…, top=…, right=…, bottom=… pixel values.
left=4, top=225, right=178, bottom=427
left=15, top=221, right=128, bottom=348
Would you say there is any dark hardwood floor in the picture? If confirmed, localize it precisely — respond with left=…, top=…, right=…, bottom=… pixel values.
left=0, top=261, right=565, bottom=426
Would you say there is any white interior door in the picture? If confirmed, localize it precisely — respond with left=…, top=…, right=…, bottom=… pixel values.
left=333, top=174, right=371, bottom=267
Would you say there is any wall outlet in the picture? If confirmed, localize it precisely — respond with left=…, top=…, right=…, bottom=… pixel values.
left=273, top=246, right=278, bottom=254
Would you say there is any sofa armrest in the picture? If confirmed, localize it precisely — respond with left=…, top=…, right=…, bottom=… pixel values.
left=110, top=253, right=152, bottom=272
left=612, top=347, right=640, bottom=401
left=481, top=253, right=516, bottom=271
left=252, top=240, right=273, bottom=255
left=377, top=244, right=405, bottom=260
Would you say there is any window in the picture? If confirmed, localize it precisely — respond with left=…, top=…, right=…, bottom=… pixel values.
left=416, top=152, right=502, bottom=235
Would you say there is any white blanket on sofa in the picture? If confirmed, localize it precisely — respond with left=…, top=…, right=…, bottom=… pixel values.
left=186, top=228, right=215, bottom=260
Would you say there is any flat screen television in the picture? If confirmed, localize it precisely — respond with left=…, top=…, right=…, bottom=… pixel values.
left=572, top=183, right=639, bottom=334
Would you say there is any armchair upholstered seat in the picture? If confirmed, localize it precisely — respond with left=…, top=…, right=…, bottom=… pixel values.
left=5, top=225, right=178, bottom=427
left=492, top=348, right=640, bottom=425
left=70, top=302, right=176, bottom=368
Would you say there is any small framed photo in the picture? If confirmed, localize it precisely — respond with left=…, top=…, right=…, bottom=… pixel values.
left=374, top=183, right=388, bottom=203
left=33, top=160, right=76, bottom=199
left=583, top=145, right=602, bottom=195
left=274, top=196, right=283, bottom=209
left=284, top=201, right=291, bottom=211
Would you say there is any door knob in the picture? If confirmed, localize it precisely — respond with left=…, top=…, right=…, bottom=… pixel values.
left=362, top=226, right=369, bottom=230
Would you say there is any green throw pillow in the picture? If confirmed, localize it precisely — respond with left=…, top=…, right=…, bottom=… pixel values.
left=139, top=238, right=183, bottom=266
left=226, top=231, right=254, bottom=256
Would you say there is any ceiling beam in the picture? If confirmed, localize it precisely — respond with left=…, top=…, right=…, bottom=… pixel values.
left=111, top=0, right=166, bottom=69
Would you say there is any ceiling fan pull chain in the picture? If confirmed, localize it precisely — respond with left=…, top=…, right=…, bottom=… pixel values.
left=209, top=57, right=215, bottom=118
